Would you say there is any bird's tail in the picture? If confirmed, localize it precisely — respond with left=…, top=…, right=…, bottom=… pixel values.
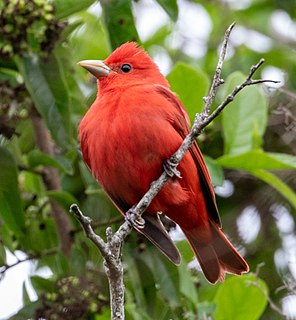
left=182, top=221, right=249, bottom=284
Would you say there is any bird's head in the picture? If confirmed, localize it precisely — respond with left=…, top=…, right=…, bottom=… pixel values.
left=79, top=42, right=169, bottom=91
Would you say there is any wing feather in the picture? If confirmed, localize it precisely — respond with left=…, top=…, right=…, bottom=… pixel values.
left=155, top=85, right=221, bottom=227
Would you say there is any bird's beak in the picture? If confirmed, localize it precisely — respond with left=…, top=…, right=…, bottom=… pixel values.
left=78, top=60, right=111, bottom=78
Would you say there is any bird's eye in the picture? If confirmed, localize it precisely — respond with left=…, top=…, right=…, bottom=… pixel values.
left=121, top=64, right=132, bottom=73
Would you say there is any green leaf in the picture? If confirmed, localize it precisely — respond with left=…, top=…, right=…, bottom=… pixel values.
left=197, top=302, right=216, bottom=319
left=176, top=240, right=194, bottom=264
left=156, top=0, right=178, bottom=21
left=0, top=147, right=25, bottom=235
left=222, top=72, right=268, bottom=155
left=53, top=45, right=86, bottom=116
left=250, top=169, right=296, bottom=209
left=140, top=248, right=180, bottom=306
left=69, top=246, right=87, bottom=275
left=167, top=62, right=210, bottom=122
left=0, top=223, right=16, bottom=252
left=204, top=155, right=224, bottom=186
left=10, top=301, right=43, bottom=320
left=214, top=275, right=268, bottom=320
left=15, top=54, right=73, bottom=150
left=46, top=190, right=78, bottom=211
left=217, top=149, right=296, bottom=171
left=101, top=0, right=140, bottom=49
left=19, top=217, right=58, bottom=252
left=38, top=251, right=70, bottom=276
left=70, top=12, right=110, bottom=63
left=125, top=288, right=152, bottom=320
left=20, top=171, right=45, bottom=197
left=54, top=0, right=94, bottom=19
left=30, top=276, right=55, bottom=293
left=0, top=67, right=20, bottom=86
left=22, top=281, right=31, bottom=306
left=28, top=149, right=74, bottom=174
left=27, top=150, right=72, bottom=174
left=178, top=261, right=198, bottom=305
left=125, top=256, right=150, bottom=310
left=0, top=243, right=6, bottom=266
left=144, top=26, right=172, bottom=47
left=217, top=150, right=296, bottom=208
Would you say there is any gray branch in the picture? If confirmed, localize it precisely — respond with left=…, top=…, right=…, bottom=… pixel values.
left=70, top=22, right=279, bottom=320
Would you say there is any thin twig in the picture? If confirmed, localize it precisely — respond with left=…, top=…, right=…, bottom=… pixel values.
left=70, top=204, right=109, bottom=259
left=0, top=248, right=58, bottom=279
left=246, top=264, right=287, bottom=319
left=72, top=216, right=123, bottom=234
left=70, top=204, right=124, bottom=320
left=203, top=21, right=236, bottom=115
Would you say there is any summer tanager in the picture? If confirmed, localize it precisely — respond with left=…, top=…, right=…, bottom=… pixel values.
left=79, top=42, right=249, bottom=284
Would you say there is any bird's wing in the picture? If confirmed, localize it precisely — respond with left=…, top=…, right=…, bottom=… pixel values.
left=155, top=85, right=221, bottom=227
left=105, top=189, right=181, bottom=265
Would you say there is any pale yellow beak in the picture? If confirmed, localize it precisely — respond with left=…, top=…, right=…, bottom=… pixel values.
left=78, top=60, right=111, bottom=78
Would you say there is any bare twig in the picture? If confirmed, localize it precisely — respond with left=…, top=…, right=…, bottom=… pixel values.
left=70, top=204, right=124, bottom=319
left=72, top=216, right=123, bottom=234
left=0, top=248, right=58, bottom=280
left=70, top=23, right=279, bottom=320
left=246, top=264, right=288, bottom=319
left=203, top=22, right=236, bottom=115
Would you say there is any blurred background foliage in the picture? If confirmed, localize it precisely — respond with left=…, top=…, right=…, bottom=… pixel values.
left=0, top=0, right=296, bottom=319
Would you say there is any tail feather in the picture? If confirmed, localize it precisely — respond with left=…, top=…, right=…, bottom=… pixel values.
left=137, top=212, right=181, bottom=265
left=210, top=222, right=249, bottom=275
left=182, top=221, right=249, bottom=284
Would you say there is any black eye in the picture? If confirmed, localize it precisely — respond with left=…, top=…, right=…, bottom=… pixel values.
left=121, top=64, right=132, bottom=73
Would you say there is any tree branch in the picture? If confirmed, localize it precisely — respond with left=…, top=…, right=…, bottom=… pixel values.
left=0, top=248, right=58, bottom=279
left=30, top=108, right=73, bottom=256
left=246, top=263, right=288, bottom=319
left=70, top=23, right=279, bottom=320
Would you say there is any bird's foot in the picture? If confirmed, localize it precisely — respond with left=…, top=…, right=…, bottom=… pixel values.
left=125, top=207, right=145, bottom=229
left=163, top=159, right=182, bottom=178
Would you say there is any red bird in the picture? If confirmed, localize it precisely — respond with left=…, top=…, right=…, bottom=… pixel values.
left=79, top=42, right=249, bottom=284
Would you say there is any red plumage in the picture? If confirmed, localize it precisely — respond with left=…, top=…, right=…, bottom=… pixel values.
left=79, top=42, right=249, bottom=284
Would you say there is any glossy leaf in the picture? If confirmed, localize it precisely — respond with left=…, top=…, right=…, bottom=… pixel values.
left=217, top=149, right=296, bottom=171
left=0, top=147, right=25, bottom=235
left=0, top=243, right=6, bottom=266
left=22, top=281, right=31, bottom=306
left=10, top=301, right=43, bottom=320
left=222, top=72, right=268, bottom=155
left=214, top=275, right=268, bottom=320
left=15, top=54, right=72, bottom=150
left=156, top=0, right=178, bottom=21
left=70, top=12, right=110, bottom=63
left=250, top=169, right=296, bottom=209
left=19, top=218, right=58, bottom=252
left=46, top=190, right=78, bottom=212
left=125, top=256, right=150, bottom=311
left=20, top=171, right=45, bottom=197
left=54, top=0, right=94, bottom=19
left=204, top=155, right=224, bottom=186
left=30, top=276, right=55, bottom=294
left=27, top=150, right=73, bottom=174
left=167, top=62, right=210, bottom=122
left=176, top=240, right=194, bottom=263
left=140, top=248, right=180, bottom=306
left=178, top=261, right=198, bottom=305
left=101, top=0, right=140, bottom=49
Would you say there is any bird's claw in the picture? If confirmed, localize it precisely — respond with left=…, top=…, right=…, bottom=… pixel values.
left=125, top=207, right=145, bottom=229
left=163, top=159, right=182, bottom=178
